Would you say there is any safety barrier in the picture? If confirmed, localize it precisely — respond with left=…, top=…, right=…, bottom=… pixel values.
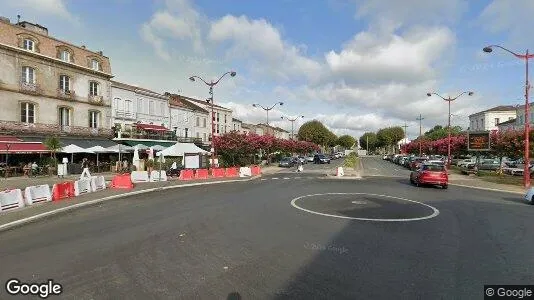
left=150, top=170, right=168, bottom=182
left=179, top=169, right=195, bottom=180
left=336, top=167, right=344, bottom=177
left=195, top=169, right=209, bottom=179
left=75, top=179, right=92, bottom=196
left=225, top=167, right=239, bottom=178
left=52, top=181, right=75, bottom=201
left=239, top=167, right=252, bottom=177
left=211, top=168, right=225, bottom=178
left=90, top=176, right=107, bottom=192
left=24, top=185, right=52, bottom=205
left=250, top=165, right=261, bottom=176
left=0, top=189, right=25, bottom=212
left=110, top=173, right=134, bottom=189
left=131, top=171, right=150, bottom=183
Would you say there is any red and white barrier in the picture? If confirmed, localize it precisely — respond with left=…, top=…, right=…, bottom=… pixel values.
left=195, top=169, right=209, bottom=179
left=179, top=169, right=194, bottom=180
left=131, top=171, right=150, bottom=183
left=0, top=189, right=25, bottom=212
left=52, top=181, right=75, bottom=201
left=211, top=168, right=225, bottom=178
left=74, top=179, right=92, bottom=196
left=225, top=167, right=239, bottom=178
left=150, top=170, right=168, bottom=182
left=336, top=167, right=344, bottom=177
left=239, top=167, right=252, bottom=177
left=24, top=185, right=52, bottom=205
left=250, top=165, right=261, bottom=176
left=110, top=174, right=134, bottom=189
left=90, top=176, right=106, bottom=192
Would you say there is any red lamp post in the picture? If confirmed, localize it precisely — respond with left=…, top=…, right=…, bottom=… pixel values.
left=427, top=91, right=474, bottom=169
left=483, top=45, right=533, bottom=188
left=189, top=71, right=237, bottom=168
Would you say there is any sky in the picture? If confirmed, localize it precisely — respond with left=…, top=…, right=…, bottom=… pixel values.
left=2, top=0, right=534, bottom=140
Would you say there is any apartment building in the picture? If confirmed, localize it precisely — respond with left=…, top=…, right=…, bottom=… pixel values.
left=166, top=94, right=210, bottom=145
left=232, top=118, right=243, bottom=132
left=182, top=98, right=233, bottom=138
left=255, top=123, right=290, bottom=139
left=0, top=17, right=113, bottom=144
left=468, top=105, right=516, bottom=131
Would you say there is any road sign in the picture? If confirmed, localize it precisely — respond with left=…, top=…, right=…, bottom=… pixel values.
left=467, top=131, right=491, bottom=151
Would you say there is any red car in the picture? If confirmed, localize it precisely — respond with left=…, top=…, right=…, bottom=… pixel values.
left=410, top=163, right=448, bottom=189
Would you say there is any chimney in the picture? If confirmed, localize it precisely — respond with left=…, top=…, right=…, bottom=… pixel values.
left=98, top=51, right=103, bottom=55
left=81, top=45, right=86, bottom=49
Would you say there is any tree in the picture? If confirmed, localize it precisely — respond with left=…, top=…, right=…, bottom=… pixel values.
left=376, top=126, right=404, bottom=153
left=359, top=132, right=378, bottom=151
left=297, top=120, right=337, bottom=147
left=424, top=125, right=462, bottom=141
left=44, top=136, right=61, bottom=161
left=336, top=135, right=356, bottom=149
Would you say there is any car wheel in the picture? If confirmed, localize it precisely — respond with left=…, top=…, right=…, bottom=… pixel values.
left=415, top=180, right=420, bottom=187
left=409, top=178, right=414, bottom=185
left=442, top=184, right=448, bottom=189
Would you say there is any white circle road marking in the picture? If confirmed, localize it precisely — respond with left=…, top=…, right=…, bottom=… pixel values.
left=290, top=193, right=440, bottom=222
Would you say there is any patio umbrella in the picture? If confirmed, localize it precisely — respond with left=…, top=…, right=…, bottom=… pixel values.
left=152, top=145, right=166, bottom=151
left=61, top=144, right=94, bottom=164
left=86, top=145, right=112, bottom=169
left=133, top=144, right=149, bottom=150
left=132, top=146, right=141, bottom=171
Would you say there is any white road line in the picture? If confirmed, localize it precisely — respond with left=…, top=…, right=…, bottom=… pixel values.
left=294, top=177, right=302, bottom=179
left=260, top=179, right=268, bottom=181
left=272, top=177, right=279, bottom=180
left=283, top=177, right=291, bottom=180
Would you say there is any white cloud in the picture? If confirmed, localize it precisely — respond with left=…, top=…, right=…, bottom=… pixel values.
left=4, top=0, right=74, bottom=21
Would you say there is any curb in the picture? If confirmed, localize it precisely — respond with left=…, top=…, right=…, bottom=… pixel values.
left=448, top=183, right=525, bottom=195
left=0, top=176, right=260, bottom=233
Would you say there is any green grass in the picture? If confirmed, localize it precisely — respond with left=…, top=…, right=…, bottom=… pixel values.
left=476, top=170, right=525, bottom=187
left=343, top=153, right=360, bottom=169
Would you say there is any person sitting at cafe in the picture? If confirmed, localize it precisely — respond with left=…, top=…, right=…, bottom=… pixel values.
left=23, top=163, right=31, bottom=177
left=31, top=162, right=38, bottom=177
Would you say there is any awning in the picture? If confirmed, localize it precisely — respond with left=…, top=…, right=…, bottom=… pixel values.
left=22, top=137, right=119, bottom=148
left=0, top=142, right=49, bottom=154
left=121, top=140, right=176, bottom=148
left=135, top=123, right=169, bottom=132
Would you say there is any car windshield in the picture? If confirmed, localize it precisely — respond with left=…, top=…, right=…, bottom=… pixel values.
left=422, top=165, right=445, bottom=172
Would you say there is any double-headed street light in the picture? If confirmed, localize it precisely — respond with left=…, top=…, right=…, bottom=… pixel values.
left=189, top=71, right=236, bottom=168
left=483, top=44, right=534, bottom=188
left=252, top=102, right=283, bottom=126
left=281, top=115, right=304, bottom=140
left=427, top=91, right=474, bottom=169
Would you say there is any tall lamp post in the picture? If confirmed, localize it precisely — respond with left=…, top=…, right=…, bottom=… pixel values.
left=281, top=115, right=304, bottom=140
left=483, top=44, right=533, bottom=188
left=427, top=91, right=474, bottom=169
left=416, top=114, right=425, bottom=156
left=252, top=102, right=284, bottom=127
left=189, top=71, right=236, bottom=168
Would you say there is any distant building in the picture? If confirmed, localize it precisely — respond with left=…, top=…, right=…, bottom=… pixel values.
left=255, top=123, right=290, bottom=139
left=496, top=118, right=517, bottom=131
left=468, top=105, right=516, bottom=131
left=182, top=98, right=233, bottom=138
left=166, top=94, right=210, bottom=146
left=232, top=118, right=243, bottom=132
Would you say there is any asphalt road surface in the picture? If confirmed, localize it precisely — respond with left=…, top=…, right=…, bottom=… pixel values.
left=274, top=158, right=345, bottom=175
left=361, top=156, right=412, bottom=177
left=1, top=159, right=533, bottom=299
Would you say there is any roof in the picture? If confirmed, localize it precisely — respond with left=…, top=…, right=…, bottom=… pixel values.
left=497, top=118, right=516, bottom=126
left=135, top=123, right=169, bottom=132
left=111, top=81, right=164, bottom=97
left=469, top=105, right=517, bottom=117
left=185, top=97, right=232, bottom=111
left=241, top=123, right=255, bottom=129
left=165, top=93, right=209, bottom=114
left=0, top=141, right=49, bottom=153
left=256, top=123, right=289, bottom=133
left=232, top=118, right=243, bottom=123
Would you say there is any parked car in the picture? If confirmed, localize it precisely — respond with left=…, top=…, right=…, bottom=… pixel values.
left=314, top=154, right=331, bottom=164
left=383, top=155, right=388, bottom=160
left=306, top=156, right=315, bottom=162
left=297, top=156, right=307, bottom=164
left=410, top=163, right=448, bottom=189
left=409, top=158, right=427, bottom=171
left=279, top=157, right=295, bottom=168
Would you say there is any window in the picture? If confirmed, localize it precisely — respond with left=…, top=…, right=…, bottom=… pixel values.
left=160, top=102, right=165, bottom=116
left=196, top=132, right=200, bottom=138
left=203, top=118, right=206, bottom=127
left=203, top=133, right=207, bottom=141
left=89, top=81, right=99, bottom=96
left=196, top=116, right=200, bottom=127
left=23, top=39, right=34, bottom=51
left=60, top=50, right=71, bottom=63
left=20, top=102, right=35, bottom=123
left=125, top=100, right=132, bottom=112
left=224, top=114, right=227, bottom=123
left=58, top=107, right=70, bottom=126
left=233, top=124, right=236, bottom=130
left=59, top=75, right=70, bottom=92
left=217, top=124, right=220, bottom=133
left=89, top=111, right=99, bottom=128
left=184, top=128, right=189, bottom=138
left=217, top=113, right=220, bottom=122
left=91, top=59, right=100, bottom=71
left=137, top=99, right=143, bottom=113
left=149, top=101, right=155, bottom=115
left=21, top=66, right=35, bottom=84
left=494, top=118, right=500, bottom=126
left=212, top=112, right=215, bottom=122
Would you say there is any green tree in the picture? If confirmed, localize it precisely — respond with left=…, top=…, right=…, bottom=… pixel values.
left=44, top=136, right=62, bottom=161
left=376, top=126, right=404, bottom=153
left=336, top=135, right=356, bottom=149
left=298, top=120, right=337, bottom=147
left=424, top=125, right=462, bottom=141
left=359, top=132, right=378, bottom=151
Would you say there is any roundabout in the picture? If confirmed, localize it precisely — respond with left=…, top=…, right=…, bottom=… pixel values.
left=290, top=192, right=440, bottom=222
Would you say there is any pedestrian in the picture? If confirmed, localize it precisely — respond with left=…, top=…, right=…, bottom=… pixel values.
left=31, top=161, right=38, bottom=177
left=80, top=158, right=91, bottom=179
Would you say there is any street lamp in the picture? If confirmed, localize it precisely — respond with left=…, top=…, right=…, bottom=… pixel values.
left=252, top=102, right=283, bottom=126
left=189, top=71, right=236, bottom=168
left=483, top=44, right=534, bottom=188
left=427, top=91, right=474, bottom=169
left=281, top=115, right=304, bottom=140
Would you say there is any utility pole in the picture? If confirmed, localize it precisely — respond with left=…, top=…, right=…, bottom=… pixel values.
left=401, top=122, right=409, bottom=154
left=366, top=135, right=369, bottom=154
left=416, top=114, right=424, bottom=156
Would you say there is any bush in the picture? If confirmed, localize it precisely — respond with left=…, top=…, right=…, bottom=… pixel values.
left=343, top=153, right=359, bottom=168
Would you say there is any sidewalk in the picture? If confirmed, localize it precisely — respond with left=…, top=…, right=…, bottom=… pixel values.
left=448, top=174, right=526, bottom=195
left=0, top=172, right=116, bottom=190
left=0, top=176, right=258, bottom=231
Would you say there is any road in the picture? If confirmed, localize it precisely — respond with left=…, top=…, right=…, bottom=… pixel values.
left=1, top=157, right=533, bottom=299
left=360, top=155, right=411, bottom=177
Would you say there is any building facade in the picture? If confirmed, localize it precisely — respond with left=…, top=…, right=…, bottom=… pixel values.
left=167, top=94, right=209, bottom=144
left=468, top=105, right=516, bottom=131
left=255, top=124, right=290, bottom=139
left=0, top=17, right=113, bottom=139
left=242, top=123, right=263, bottom=135
left=182, top=98, right=233, bottom=138
left=232, top=118, right=243, bottom=132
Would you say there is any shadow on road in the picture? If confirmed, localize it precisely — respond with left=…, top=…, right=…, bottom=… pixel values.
left=227, top=292, right=242, bottom=300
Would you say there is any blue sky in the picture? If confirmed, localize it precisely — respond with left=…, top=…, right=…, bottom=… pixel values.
left=2, top=0, right=534, bottom=139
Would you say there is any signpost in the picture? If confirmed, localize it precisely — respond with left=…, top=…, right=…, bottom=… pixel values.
left=467, top=131, right=491, bottom=173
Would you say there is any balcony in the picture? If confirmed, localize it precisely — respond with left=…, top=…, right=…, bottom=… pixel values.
left=88, top=95, right=105, bottom=105
left=0, top=120, right=113, bottom=138
left=116, top=129, right=203, bottom=144
left=57, top=89, right=76, bottom=100
left=19, top=81, right=41, bottom=95
left=114, top=110, right=136, bottom=120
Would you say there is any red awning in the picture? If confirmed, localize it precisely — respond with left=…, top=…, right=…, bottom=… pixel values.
left=135, top=123, right=169, bottom=132
left=0, top=142, right=50, bottom=154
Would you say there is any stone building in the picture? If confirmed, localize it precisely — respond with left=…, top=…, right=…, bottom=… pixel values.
left=0, top=17, right=113, bottom=144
